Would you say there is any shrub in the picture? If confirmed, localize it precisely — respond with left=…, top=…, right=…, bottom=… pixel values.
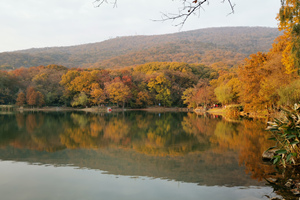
left=266, top=105, right=300, bottom=167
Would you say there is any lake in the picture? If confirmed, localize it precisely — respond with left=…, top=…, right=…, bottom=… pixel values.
left=0, top=111, right=278, bottom=200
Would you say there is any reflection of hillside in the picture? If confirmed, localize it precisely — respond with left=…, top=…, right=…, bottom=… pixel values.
left=0, top=111, right=277, bottom=186
left=0, top=146, right=264, bottom=187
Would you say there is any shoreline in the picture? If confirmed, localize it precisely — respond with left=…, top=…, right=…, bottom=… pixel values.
left=11, top=106, right=193, bottom=113
left=3, top=106, right=274, bottom=119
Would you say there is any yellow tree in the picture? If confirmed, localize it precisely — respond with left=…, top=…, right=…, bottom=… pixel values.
left=278, top=0, right=300, bottom=73
left=90, top=83, right=106, bottom=106
left=181, top=87, right=196, bottom=108
left=214, top=77, right=241, bottom=105
left=105, top=81, right=131, bottom=109
left=238, top=52, right=268, bottom=111
left=135, top=91, right=153, bottom=107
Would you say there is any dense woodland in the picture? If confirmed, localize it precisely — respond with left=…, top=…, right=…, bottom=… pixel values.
left=0, top=27, right=280, bottom=70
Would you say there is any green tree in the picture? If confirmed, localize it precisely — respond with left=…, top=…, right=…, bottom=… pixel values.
left=214, top=78, right=240, bottom=105
left=71, top=92, right=88, bottom=107
left=148, top=74, right=172, bottom=107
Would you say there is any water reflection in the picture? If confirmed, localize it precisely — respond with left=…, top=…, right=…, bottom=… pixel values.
left=0, top=111, right=278, bottom=198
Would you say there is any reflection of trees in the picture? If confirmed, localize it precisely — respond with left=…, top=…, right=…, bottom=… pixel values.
left=0, top=113, right=65, bottom=152
left=103, top=117, right=130, bottom=144
left=0, top=111, right=278, bottom=182
left=1, top=111, right=286, bottom=192
left=60, top=114, right=105, bottom=149
left=210, top=119, right=276, bottom=181
left=210, top=121, right=240, bottom=150
left=237, top=120, right=276, bottom=181
left=58, top=112, right=208, bottom=156
left=182, top=113, right=219, bottom=142
left=25, top=114, right=39, bottom=133
left=131, top=113, right=206, bottom=156
left=15, top=113, right=25, bottom=128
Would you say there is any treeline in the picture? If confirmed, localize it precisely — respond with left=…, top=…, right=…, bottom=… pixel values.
left=0, top=27, right=280, bottom=70
left=0, top=62, right=216, bottom=108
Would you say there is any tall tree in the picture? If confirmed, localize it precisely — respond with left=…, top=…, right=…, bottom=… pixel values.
left=278, top=0, right=300, bottom=73
left=105, top=81, right=131, bottom=109
left=26, top=87, right=37, bottom=107
left=238, top=52, right=268, bottom=111
left=71, top=92, right=88, bottom=107
left=148, top=74, right=172, bottom=107
left=90, top=83, right=106, bottom=106
left=36, top=91, right=45, bottom=107
left=27, top=91, right=37, bottom=107
left=16, top=92, right=26, bottom=107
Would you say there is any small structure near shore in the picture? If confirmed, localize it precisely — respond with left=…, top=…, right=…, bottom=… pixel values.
left=0, top=105, right=15, bottom=111
left=194, top=107, right=207, bottom=113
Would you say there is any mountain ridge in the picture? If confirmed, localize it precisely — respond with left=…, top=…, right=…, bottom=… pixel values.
left=0, top=26, right=281, bottom=69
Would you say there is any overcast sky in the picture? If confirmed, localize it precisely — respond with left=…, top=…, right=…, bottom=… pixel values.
left=0, top=0, right=281, bottom=53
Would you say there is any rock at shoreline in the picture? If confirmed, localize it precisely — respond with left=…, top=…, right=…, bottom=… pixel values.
left=262, top=149, right=277, bottom=160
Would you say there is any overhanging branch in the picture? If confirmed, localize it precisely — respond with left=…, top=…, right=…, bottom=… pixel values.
left=93, top=0, right=235, bottom=27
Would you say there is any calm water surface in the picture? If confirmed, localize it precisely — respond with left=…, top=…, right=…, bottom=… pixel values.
left=0, top=111, right=278, bottom=200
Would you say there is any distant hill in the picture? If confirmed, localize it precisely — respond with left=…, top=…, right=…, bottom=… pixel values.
left=0, top=27, right=281, bottom=70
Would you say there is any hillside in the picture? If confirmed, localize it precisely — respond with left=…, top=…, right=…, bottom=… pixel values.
left=0, top=27, right=281, bottom=69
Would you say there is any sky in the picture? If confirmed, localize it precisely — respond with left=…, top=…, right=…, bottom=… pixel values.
left=0, top=0, right=281, bottom=53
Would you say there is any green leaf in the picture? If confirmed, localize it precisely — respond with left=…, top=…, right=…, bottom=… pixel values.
left=266, top=146, right=276, bottom=151
left=276, top=149, right=287, bottom=154
left=290, top=141, right=299, bottom=145
left=268, top=137, right=277, bottom=141
left=266, top=127, right=279, bottom=131
left=273, top=157, right=280, bottom=165
left=286, top=153, right=292, bottom=162
left=273, top=155, right=281, bottom=159
left=286, top=135, right=296, bottom=140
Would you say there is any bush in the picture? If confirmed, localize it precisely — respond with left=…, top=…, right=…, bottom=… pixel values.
left=266, top=105, right=300, bottom=167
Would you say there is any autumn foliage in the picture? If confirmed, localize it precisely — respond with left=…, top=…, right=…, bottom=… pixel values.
left=0, top=26, right=299, bottom=111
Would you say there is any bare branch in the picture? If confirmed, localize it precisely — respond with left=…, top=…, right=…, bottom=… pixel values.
left=93, top=0, right=117, bottom=8
left=93, top=0, right=235, bottom=27
left=158, top=0, right=235, bottom=27
left=223, top=0, right=235, bottom=15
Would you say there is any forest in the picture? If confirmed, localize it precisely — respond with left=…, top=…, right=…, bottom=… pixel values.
left=0, top=28, right=299, bottom=114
